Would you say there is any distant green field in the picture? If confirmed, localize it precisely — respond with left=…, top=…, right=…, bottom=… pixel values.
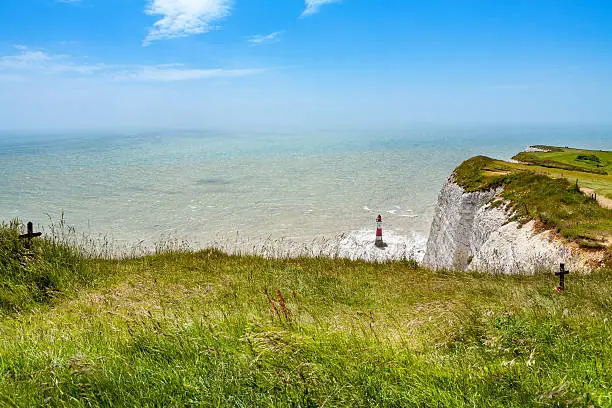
left=512, top=164, right=612, bottom=201
left=513, top=147, right=612, bottom=175
left=512, top=146, right=612, bottom=199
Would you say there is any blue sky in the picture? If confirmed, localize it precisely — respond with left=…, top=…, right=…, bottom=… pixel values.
left=1, top=0, right=611, bottom=131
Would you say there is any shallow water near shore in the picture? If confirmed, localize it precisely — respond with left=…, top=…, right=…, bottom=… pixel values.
left=1, top=125, right=610, bottom=259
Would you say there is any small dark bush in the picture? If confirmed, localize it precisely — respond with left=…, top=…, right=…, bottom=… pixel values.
left=576, top=154, right=601, bottom=164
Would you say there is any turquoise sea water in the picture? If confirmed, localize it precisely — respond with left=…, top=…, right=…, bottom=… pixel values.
left=1, top=126, right=610, bottom=259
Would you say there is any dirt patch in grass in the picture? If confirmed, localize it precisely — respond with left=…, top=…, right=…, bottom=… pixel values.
left=580, top=187, right=612, bottom=210
left=483, top=169, right=511, bottom=176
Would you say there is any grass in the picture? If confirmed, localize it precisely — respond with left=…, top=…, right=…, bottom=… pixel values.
left=0, top=220, right=98, bottom=312
left=452, top=149, right=612, bottom=252
left=511, top=164, right=612, bottom=201
left=1, top=223, right=611, bottom=407
left=452, top=155, right=504, bottom=192
left=512, top=147, right=612, bottom=176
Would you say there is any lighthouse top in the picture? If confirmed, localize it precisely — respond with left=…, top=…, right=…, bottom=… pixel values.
left=376, top=214, right=382, bottom=222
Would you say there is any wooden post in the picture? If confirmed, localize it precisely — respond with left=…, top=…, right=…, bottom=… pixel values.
left=19, top=222, right=42, bottom=249
left=555, top=263, right=569, bottom=291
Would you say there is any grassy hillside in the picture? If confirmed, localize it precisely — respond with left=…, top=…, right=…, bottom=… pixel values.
left=1, top=223, right=611, bottom=407
left=452, top=147, right=612, bottom=253
left=513, top=147, right=612, bottom=175
left=512, top=147, right=612, bottom=199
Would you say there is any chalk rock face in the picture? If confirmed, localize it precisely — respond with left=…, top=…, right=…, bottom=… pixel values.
left=423, top=178, right=580, bottom=274
left=422, top=178, right=501, bottom=270
left=469, top=221, right=572, bottom=273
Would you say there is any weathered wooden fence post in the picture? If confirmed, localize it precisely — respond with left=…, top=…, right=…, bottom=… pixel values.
left=555, top=263, right=569, bottom=291
left=19, top=222, right=42, bottom=249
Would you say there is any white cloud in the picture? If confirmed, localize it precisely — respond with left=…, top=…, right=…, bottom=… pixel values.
left=0, top=50, right=52, bottom=69
left=302, top=0, right=341, bottom=16
left=247, top=31, right=282, bottom=46
left=0, top=48, right=105, bottom=74
left=113, top=66, right=266, bottom=82
left=144, top=0, right=233, bottom=45
left=0, top=47, right=266, bottom=83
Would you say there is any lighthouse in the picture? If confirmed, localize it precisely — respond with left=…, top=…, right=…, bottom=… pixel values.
left=375, top=214, right=387, bottom=248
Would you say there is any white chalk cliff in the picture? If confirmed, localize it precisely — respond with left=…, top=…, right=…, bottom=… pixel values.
left=423, top=177, right=585, bottom=274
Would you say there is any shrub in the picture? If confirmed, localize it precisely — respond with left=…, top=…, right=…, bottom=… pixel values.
left=576, top=154, right=601, bottom=164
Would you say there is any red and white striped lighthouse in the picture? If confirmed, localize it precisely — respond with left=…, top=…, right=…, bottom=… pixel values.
left=375, top=214, right=385, bottom=247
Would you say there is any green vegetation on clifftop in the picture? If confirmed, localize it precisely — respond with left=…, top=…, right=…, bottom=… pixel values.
left=452, top=155, right=502, bottom=192
left=513, top=147, right=612, bottom=175
left=452, top=147, right=612, bottom=252
left=0, top=224, right=611, bottom=407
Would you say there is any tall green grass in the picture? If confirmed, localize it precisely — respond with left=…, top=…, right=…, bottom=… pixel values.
left=0, top=220, right=97, bottom=311
left=0, top=224, right=611, bottom=407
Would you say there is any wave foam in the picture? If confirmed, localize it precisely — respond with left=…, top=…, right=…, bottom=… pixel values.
left=336, top=229, right=426, bottom=262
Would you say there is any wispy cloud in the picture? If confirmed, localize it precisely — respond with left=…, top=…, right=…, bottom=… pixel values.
left=302, top=0, right=341, bottom=17
left=113, top=66, right=266, bottom=82
left=247, top=31, right=282, bottom=46
left=0, top=47, right=105, bottom=74
left=144, top=0, right=233, bottom=45
left=0, top=47, right=266, bottom=82
left=0, top=50, right=52, bottom=69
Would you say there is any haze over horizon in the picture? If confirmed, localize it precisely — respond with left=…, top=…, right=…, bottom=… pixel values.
left=1, top=0, right=612, bottom=132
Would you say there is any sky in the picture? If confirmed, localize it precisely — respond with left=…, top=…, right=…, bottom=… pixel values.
left=1, top=0, right=611, bottom=131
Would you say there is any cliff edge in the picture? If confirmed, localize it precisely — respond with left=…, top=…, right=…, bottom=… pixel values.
left=423, top=150, right=612, bottom=274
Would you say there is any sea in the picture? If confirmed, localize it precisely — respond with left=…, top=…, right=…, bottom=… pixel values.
left=1, top=125, right=610, bottom=260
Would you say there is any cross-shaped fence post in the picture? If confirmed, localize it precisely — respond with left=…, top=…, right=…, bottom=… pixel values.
left=18, top=222, right=42, bottom=249
left=555, top=263, right=569, bottom=291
